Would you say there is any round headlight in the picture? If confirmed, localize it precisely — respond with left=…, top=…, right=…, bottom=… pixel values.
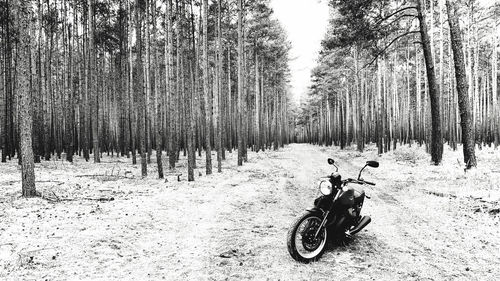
left=319, top=180, right=333, bottom=195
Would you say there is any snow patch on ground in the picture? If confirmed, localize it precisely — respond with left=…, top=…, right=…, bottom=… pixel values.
left=1, top=144, right=499, bottom=280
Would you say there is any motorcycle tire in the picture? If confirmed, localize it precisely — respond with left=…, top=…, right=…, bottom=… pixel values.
left=287, top=212, right=327, bottom=263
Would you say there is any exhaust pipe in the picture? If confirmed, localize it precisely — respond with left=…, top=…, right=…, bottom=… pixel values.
left=349, top=216, right=371, bottom=235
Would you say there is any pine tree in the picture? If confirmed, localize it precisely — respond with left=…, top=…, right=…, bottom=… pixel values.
left=14, top=0, right=36, bottom=196
left=135, top=0, right=148, bottom=176
left=202, top=0, right=212, bottom=174
left=446, top=0, right=476, bottom=168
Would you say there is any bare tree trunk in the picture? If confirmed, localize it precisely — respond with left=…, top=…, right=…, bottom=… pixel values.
left=417, top=0, right=443, bottom=165
left=187, top=58, right=195, bottom=181
left=135, top=0, right=147, bottom=176
left=439, top=0, right=445, bottom=141
left=88, top=0, right=100, bottom=163
left=167, top=0, right=176, bottom=169
left=227, top=46, right=232, bottom=153
left=2, top=1, right=13, bottom=163
left=13, top=0, right=36, bottom=196
left=255, top=53, right=260, bottom=152
left=44, top=0, right=53, bottom=161
left=64, top=0, right=74, bottom=162
left=151, top=0, right=163, bottom=178
left=354, top=47, right=364, bottom=152
left=33, top=0, right=44, bottom=163
left=237, top=0, right=244, bottom=165
left=242, top=25, right=248, bottom=161
left=145, top=0, right=152, bottom=164
left=202, top=0, right=212, bottom=174
left=493, top=30, right=498, bottom=147
left=127, top=0, right=136, bottom=164
left=446, top=0, right=476, bottom=168
left=215, top=0, right=222, bottom=172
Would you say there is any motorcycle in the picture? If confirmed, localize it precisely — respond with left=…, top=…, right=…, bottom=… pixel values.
left=287, top=158, right=379, bottom=263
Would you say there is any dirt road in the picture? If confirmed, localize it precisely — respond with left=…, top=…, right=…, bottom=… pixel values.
left=1, top=144, right=499, bottom=280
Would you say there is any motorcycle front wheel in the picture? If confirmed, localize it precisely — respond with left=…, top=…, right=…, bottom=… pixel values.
left=287, top=212, right=327, bottom=263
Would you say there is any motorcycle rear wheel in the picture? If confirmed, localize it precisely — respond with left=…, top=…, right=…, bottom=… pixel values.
left=287, top=212, right=327, bottom=263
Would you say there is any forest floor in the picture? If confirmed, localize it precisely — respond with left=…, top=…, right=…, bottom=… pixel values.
left=1, top=143, right=500, bottom=280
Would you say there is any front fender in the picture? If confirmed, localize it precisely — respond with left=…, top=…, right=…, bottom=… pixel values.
left=306, top=207, right=325, bottom=216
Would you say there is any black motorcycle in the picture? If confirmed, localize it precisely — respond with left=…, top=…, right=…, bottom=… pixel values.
left=287, top=158, right=379, bottom=263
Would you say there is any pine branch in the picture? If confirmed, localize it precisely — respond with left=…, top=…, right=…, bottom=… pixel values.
left=375, top=13, right=418, bottom=31
left=359, top=30, right=420, bottom=72
left=374, top=6, right=418, bottom=26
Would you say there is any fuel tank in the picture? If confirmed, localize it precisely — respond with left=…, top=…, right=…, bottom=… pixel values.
left=338, top=186, right=365, bottom=207
left=338, top=187, right=355, bottom=207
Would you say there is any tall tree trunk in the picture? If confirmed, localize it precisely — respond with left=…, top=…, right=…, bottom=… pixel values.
left=186, top=57, right=196, bottom=181
left=493, top=30, right=498, bottom=147
left=446, top=0, right=476, bottom=168
left=242, top=24, right=248, bottom=161
left=44, top=0, right=53, bottom=161
left=64, top=0, right=74, bottom=162
left=255, top=53, right=260, bottom=152
left=202, top=0, right=212, bottom=174
left=33, top=0, right=44, bottom=163
left=2, top=0, right=13, bottom=163
left=167, top=0, right=176, bottom=169
left=88, top=0, right=100, bottom=163
left=81, top=1, right=90, bottom=161
left=135, top=0, right=147, bottom=176
left=227, top=46, right=232, bottom=153
left=439, top=0, right=445, bottom=140
left=237, top=0, right=244, bottom=166
left=215, top=0, right=222, bottom=172
left=128, top=0, right=137, bottom=164
left=189, top=1, right=200, bottom=162
left=354, top=47, right=364, bottom=152
left=417, top=0, right=443, bottom=165
left=145, top=0, right=152, bottom=164
left=152, top=0, right=163, bottom=178
left=14, top=0, right=36, bottom=196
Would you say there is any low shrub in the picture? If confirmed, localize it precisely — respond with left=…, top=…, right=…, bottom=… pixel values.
left=393, top=146, right=427, bottom=164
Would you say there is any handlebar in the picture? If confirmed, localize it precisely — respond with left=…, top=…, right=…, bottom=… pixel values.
left=344, top=178, right=376, bottom=186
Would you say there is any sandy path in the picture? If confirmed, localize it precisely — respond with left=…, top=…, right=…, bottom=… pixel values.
left=206, top=144, right=499, bottom=280
left=1, top=144, right=499, bottom=280
left=335, top=149, right=499, bottom=280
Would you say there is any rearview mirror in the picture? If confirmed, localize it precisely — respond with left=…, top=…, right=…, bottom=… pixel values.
left=327, top=158, right=335, bottom=165
left=366, top=161, right=379, bottom=168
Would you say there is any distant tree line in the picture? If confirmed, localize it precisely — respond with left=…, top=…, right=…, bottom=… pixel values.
left=0, top=0, right=295, bottom=196
left=297, top=0, right=499, bottom=169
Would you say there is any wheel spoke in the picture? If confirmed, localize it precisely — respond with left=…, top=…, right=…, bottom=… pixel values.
left=294, top=216, right=327, bottom=259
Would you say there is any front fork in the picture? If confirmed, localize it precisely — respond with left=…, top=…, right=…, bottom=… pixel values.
left=314, top=210, right=329, bottom=238
left=313, top=188, right=343, bottom=238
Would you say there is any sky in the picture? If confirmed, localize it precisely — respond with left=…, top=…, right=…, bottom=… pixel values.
left=270, top=0, right=330, bottom=105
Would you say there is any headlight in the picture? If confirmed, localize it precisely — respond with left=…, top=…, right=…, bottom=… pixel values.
left=319, top=180, right=333, bottom=195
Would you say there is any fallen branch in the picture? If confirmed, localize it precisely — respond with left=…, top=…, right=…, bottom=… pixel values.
left=37, top=180, right=65, bottom=185
left=58, top=197, right=115, bottom=202
left=83, top=197, right=115, bottom=202
left=75, top=174, right=104, bottom=177
left=37, top=190, right=114, bottom=203
left=0, top=180, right=20, bottom=185
left=1, top=180, right=65, bottom=185
left=163, top=173, right=182, bottom=182
left=49, top=190, right=60, bottom=201
left=36, top=190, right=59, bottom=202
left=420, top=189, right=457, bottom=198
left=75, top=174, right=133, bottom=180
